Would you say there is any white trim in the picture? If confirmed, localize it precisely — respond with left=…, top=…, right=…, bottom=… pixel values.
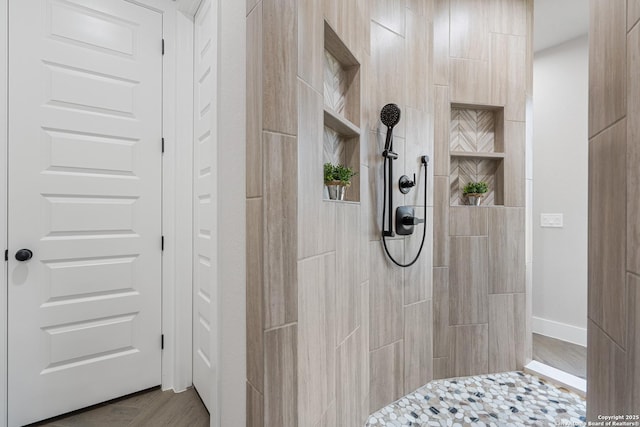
left=192, top=0, right=220, bottom=416
left=532, top=316, right=587, bottom=347
left=215, top=1, right=246, bottom=426
left=125, top=0, right=166, bottom=13
left=172, top=7, right=195, bottom=393
left=525, top=93, right=534, bottom=365
left=116, top=0, right=196, bottom=396
left=160, top=0, right=181, bottom=394
left=524, top=360, right=586, bottom=397
left=125, top=0, right=192, bottom=394
left=177, top=0, right=201, bottom=15
left=0, top=0, right=7, bottom=425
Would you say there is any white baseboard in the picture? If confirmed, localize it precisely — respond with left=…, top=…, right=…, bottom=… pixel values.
left=532, top=316, right=587, bottom=347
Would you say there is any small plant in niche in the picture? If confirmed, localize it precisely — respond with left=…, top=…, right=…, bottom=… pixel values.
left=324, top=162, right=357, bottom=200
left=324, top=162, right=337, bottom=184
left=462, top=181, right=488, bottom=206
left=463, top=181, right=488, bottom=195
left=323, top=163, right=357, bottom=186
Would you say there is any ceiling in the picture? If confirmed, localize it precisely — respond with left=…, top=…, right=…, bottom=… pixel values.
left=534, top=0, right=589, bottom=52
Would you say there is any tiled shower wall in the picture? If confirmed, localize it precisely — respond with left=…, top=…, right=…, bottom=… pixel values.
left=587, top=0, right=640, bottom=416
left=365, top=0, right=435, bottom=414
left=246, top=1, right=531, bottom=426
left=431, top=0, right=532, bottom=379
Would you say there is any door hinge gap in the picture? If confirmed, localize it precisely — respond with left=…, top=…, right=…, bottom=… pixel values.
left=162, top=137, right=165, bottom=153
left=162, top=39, right=165, bottom=55
left=161, top=334, right=164, bottom=350
left=4, top=250, right=7, bottom=261
left=161, top=236, right=164, bottom=251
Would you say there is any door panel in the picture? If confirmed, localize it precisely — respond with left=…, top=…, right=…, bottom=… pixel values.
left=193, top=0, right=216, bottom=412
left=8, top=0, right=163, bottom=425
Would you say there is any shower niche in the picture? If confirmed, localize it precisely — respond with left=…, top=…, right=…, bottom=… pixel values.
left=449, top=104, right=505, bottom=206
left=323, top=21, right=361, bottom=202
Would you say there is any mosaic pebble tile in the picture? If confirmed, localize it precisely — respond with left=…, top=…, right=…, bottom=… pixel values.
left=366, top=371, right=586, bottom=427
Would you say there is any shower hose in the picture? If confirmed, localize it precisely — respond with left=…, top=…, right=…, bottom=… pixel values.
left=381, top=156, right=429, bottom=268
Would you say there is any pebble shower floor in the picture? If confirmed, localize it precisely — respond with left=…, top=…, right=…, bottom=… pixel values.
left=366, top=371, right=586, bottom=427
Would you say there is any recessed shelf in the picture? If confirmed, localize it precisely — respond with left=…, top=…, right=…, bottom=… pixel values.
left=449, top=105, right=505, bottom=207
left=322, top=20, right=361, bottom=203
left=450, top=151, right=505, bottom=159
left=451, top=102, right=503, bottom=111
left=323, top=107, right=360, bottom=137
left=323, top=199, right=360, bottom=205
left=324, top=21, right=359, bottom=68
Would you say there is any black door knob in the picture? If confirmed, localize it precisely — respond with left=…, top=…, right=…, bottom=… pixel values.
left=15, top=249, right=33, bottom=262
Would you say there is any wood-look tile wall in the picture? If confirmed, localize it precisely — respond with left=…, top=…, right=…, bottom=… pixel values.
left=587, top=0, right=640, bottom=417
left=247, top=0, right=375, bottom=425
left=366, top=1, right=436, bottom=415
left=247, top=0, right=300, bottom=423
left=247, top=0, right=531, bottom=424
left=431, top=0, right=531, bottom=381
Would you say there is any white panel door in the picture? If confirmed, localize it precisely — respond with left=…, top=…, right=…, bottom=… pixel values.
left=7, top=0, right=163, bottom=425
left=193, top=0, right=216, bottom=413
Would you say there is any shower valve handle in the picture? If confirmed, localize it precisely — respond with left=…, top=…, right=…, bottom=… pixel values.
left=401, top=216, right=424, bottom=226
left=399, top=174, right=416, bottom=194
left=395, top=206, right=423, bottom=236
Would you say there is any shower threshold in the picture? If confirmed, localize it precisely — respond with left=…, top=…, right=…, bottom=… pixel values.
left=524, top=360, right=586, bottom=397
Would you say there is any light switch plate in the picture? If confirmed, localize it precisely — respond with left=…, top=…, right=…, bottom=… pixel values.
left=540, top=213, right=563, bottom=228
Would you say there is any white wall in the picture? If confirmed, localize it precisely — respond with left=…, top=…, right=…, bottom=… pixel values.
left=0, top=0, right=7, bottom=423
left=532, top=35, right=588, bottom=346
left=215, top=0, right=246, bottom=425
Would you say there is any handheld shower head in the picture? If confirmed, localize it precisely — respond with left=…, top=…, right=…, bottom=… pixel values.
left=381, top=103, right=401, bottom=128
left=380, top=104, right=401, bottom=154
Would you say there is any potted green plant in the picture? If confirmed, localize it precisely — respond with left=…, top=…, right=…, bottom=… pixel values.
left=324, top=162, right=357, bottom=200
left=462, top=181, right=488, bottom=206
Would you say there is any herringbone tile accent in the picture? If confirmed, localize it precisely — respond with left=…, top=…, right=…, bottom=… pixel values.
left=449, top=108, right=500, bottom=206
left=323, top=126, right=344, bottom=166
left=478, top=159, right=499, bottom=206
left=450, top=109, right=461, bottom=149
left=323, top=50, right=347, bottom=115
left=450, top=158, right=499, bottom=206
left=476, top=110, right=495, bottom=152
left=450, top=157, right=460, bottom=205
left=450, top=108, right=495, bottom=152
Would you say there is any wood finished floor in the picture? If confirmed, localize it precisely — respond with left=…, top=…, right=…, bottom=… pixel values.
left=532, top=333, right=587, bottom=379
left=29, top=387, right=209, bottom=427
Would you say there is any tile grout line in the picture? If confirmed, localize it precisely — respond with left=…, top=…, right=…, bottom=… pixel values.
left=263, top=321, right=297, bottom=333
left=403, top=298, right=432, bottom=309
left=246, top=379, right=263, bottom=397
left=298, top=248, right=337, bottom=263
left=262, top=129, right=297, bottom=139
left=588, top=115, right=626, bottom=142
left=368, top=337, right=404, bottom=354
left=337, top=325, right=360, bottom=349
left=370, top=19, right=407, bottom=40
left=588, top=317, right=627, bottom=353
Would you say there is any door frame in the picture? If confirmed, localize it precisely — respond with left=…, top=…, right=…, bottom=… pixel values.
left=124, top=0, right=199, bottom=396
left=0, top=0, right=226, bottom=425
